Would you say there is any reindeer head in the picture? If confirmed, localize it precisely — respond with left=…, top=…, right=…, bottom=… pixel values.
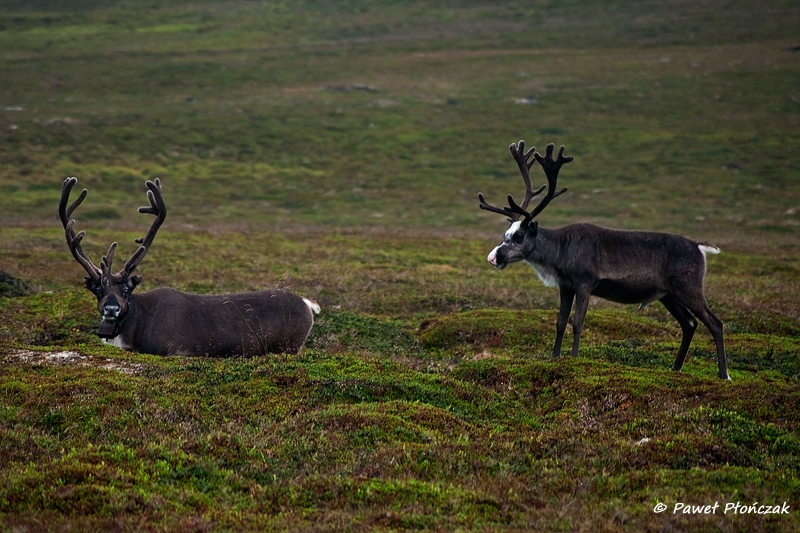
left=59, top=177, right=166, bottom=338
left=478, top=141, right=572, bottom=269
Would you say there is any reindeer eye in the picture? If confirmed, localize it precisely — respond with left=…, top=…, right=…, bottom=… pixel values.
left=512, top=232, right=525, bottom=244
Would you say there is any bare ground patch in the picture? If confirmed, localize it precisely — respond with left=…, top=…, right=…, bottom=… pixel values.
left=3, top=349, right=143, bottom=375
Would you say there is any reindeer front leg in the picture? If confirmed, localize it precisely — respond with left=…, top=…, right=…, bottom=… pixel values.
left=553, top=285, right=574, bottom=357
left=570, top=286, right=592, bottom=357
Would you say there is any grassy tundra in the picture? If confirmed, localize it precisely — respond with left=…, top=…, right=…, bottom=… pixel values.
left=1, top=0, right=799, bottom=531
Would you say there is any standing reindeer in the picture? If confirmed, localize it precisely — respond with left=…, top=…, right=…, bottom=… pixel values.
left=479, top=141, right=729, bottom=379
left=59, top=177, right=319, bottom=356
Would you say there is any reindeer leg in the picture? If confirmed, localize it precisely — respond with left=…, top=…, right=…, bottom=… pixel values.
left=570, top=287, right=592, bottom=357
left=682, top=298, right=728, bottom=380
left=660, top=293, right=697, bottom=372
left=553, top=285, right=574, bottom=357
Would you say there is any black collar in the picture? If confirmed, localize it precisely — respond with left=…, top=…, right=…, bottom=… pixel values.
left=96, top=296, right=131, bottom=339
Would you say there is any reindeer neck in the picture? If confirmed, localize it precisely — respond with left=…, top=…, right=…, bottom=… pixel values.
left=528, top=226, right=562, bottom=263
left=117, top=294, right=139, bottom=340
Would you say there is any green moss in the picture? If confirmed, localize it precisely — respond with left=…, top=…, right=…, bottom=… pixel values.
left=418, top=309, right=551, bottom=353
left=0, top=271, right=34, bottom=298
left=2, top=0, right=800, bottom=530
left=308, top=310, right=422, bottom=356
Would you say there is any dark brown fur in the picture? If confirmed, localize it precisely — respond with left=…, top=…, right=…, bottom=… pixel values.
left=103, top=287, right=315, bottom=356
left=481, top=142, right=728, bottom=379
left=60, top=176, right=317, bottom=356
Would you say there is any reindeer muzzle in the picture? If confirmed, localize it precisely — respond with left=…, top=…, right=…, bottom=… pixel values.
left=97, top=318, right=121, bottom=339
left=487, top=248, right=507, bottom=270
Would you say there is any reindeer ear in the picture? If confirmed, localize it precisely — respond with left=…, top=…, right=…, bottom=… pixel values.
left=84, top=276, right=103, bottom=297
left=128, top=275, right=142, bottom=290
left=526, top=220, right=539, bottom=237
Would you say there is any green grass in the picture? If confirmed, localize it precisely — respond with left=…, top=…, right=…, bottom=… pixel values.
left=1, top=0, right=799, bottom=531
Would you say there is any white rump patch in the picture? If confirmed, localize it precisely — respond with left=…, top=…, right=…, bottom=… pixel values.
left=303, top=298, right=321, bottom=315
left=698, top=244, right=720, bottom=256
left=697, top=244, right=720, bottom=276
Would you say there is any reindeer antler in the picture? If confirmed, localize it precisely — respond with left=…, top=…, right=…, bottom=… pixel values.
left=122, top=178, right=167, bottom=275
left=479, top=140, right=571, bottom=224
left=509, top=140, right=547, bottom=213
left=59, top=177, right=101, bottom=282
left=58, top=177, right=167, bottom=281
left=479, top=141, right=545, bottom=223
left=528, top=143, right=571, bottom=219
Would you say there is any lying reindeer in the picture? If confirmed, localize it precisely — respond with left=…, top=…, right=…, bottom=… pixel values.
left=59, top=177, right=319, bottom=356
left=479, top=141, right=729, bottom=379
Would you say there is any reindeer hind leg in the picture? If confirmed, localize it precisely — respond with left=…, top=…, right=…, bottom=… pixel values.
left=669, top=275, right=729, bottom=380
left=660, top=293, right=697, bottom=372
left=681, top=296, right=728, bottom=380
